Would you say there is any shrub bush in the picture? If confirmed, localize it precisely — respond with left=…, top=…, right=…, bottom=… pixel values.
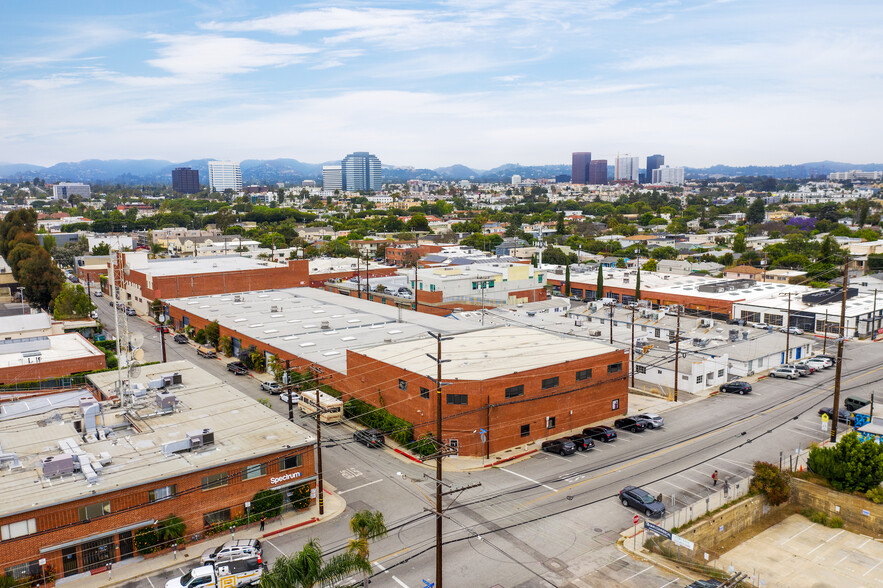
left=194, top=329, right=207, bottom=344
left=252, top=489, right=284, bottom=519
left=866, top=486, right=883, bottom=504
left=829, top=516, right=844, bottom=528
left=749, top=461, right=790, bottom=505
left=134, top=526, right=159, bottom=555
left=807, top=432, right=883, bottom=493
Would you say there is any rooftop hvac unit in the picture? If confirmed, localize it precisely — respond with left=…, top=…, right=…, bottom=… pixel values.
left=742, top=331, right=749, bottom=340
left=321, top=321, right=330, bottom=330
left=729, top=329, right=739, bottom=342
left=270, top=305, right=278, bottom=313
left=162, top=438, right=192, bottom=455
left=187, top=429, right=215, bottom=449
left=588, top=329, right=602, bottom=337
left=147, top=377, right=165, bottom=390
left=156, top=391, right=177, bottom=411
left=159, top=372, right=183, bottom=387
left=42, top=454, right=76, bottom=477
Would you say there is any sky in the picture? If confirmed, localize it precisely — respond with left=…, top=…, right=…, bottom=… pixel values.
left=1, top=0, right=882, bottom=169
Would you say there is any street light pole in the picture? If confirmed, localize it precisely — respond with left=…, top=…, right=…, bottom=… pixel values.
left=630, top=305, right=636, bottom=388
left=784, top=293, right=791, bottom=364
left=674, top=305, right=681, bottom=402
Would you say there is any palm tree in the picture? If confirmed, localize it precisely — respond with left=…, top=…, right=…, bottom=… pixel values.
left=347, top=510, right=388, bottom=585
left=260, top=538, right=370, bottom=588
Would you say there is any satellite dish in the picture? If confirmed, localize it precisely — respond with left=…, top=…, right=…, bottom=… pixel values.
left=132, top=348, right=145, bottom=361
left=130, top=332, right=144, bottom=348
left=129, top=361, right=141, bottom=379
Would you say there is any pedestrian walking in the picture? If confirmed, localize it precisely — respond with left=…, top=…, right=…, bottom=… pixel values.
left=657, top=493, right=663, bottom=503
left=723, top=479, right=730, bottom=497
left=260, top=516, right=265, bottom=532
left=711, top=470, right=718, bottom=486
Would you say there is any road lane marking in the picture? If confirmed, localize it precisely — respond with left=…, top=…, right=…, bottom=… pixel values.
left=523, top=362, right=883, bottom=506
left=499, top=467, right=559, bottom=492
left=392, top=576, right=410, bottom=587
left=146, top=579, right=155, bottom=588
left=788, top=428, right=823, bottom=439
left=807, top=529, right=845, bottom=555
left=339, top=479, right=383, bottom=495
left=266, top=539, right=286, bottom=555
left=659, top=580, right=680, bottom=587
left=780, top=523, right=815, bottom=545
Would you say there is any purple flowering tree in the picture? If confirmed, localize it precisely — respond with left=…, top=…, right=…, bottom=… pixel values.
left=787, top=217, right=816, bottom=231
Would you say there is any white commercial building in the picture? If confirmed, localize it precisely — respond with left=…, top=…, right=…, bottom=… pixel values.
left=615, top=156, right=640, bottom=182
left=51, top=182, right=91, bottom=200
left=208, top=160, right=243, bottom=193
left=323, top=165, right=343, bottom=191
left=652, top=166, right=685, bottom=186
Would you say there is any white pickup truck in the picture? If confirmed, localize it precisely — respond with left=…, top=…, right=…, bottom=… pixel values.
left=165, top=555, right=264, bottom=588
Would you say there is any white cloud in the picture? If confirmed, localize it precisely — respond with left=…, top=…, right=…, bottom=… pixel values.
left=145, top=34, right=316, bottom=77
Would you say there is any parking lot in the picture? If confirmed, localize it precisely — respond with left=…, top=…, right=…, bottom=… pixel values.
left=722, top=514, right=883, bottom=587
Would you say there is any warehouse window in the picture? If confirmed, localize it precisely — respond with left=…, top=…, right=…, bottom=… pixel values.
left=505, top=384, right=524, bottom=398
left=420, top=387, right=430, bottom=399
left=696, top=375, right=703, bottom=383
left=279, top=455, right=303, bottom=471
left=521, top=424, right=530, bottom=437
left=78, top=501, right=111, bottom=521
left=636, top=365, right=647, bottom=374
left=576, top=369, right=592, bottom=381
left=148, top=484, right=177, bottom=503
left=740, top=310, right=760, bottom=323
left=446, top=394, right=468, bottom=405
left=203, top=508, right=232, bottom=527
left=1, top=519, right=36, bottom=541
left=4, top=561, right=40, bottom=582
left=707, top=372, right=714, bottom=382
left=541, top=376, right=559, bottom=389
left=718, top=369, right=725, bottom=378
left=546, top=416, right=556, bottom=429
left=201, top=472, right=228, bottom=490
left=242, top=464, right=266, bottom=481
left=398, top=379, right=408, bottom=391
left=764, top=314, right=784, bottom=326
left=608, top=362, right=623, bottom=374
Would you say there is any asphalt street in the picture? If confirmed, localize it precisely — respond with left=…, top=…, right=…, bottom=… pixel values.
left=95, top=294, right=877, bottom=588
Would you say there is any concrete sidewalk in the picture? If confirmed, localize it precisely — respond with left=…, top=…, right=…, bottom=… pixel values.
left=58, top=486, right=347, bottom=587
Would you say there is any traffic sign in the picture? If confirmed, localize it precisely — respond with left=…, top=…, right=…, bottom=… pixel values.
left=633, top=514, right=639, bottom=525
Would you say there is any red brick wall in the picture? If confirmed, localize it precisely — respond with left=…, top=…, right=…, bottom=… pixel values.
left=340, top=348, right=629, bottom=456
left=76, top=267, right=105, bottom=285
left=0, top=448, right=315, bottom=578
left=0, top=336, right=105, bottom=385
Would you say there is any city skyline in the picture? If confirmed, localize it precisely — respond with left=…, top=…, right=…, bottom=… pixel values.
left=1, top=1, right=882, bottom=168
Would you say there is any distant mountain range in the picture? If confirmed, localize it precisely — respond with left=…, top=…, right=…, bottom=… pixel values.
left=0, top=158, right=881, bottom=185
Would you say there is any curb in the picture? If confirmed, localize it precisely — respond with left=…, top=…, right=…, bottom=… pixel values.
left=394, top=448, right=423, bottom=463
left=262, top=517, right=319, bottom=538
left=484, top=449, right=537, bottom=467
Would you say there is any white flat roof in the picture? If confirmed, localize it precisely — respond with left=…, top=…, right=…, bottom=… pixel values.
left=356, top=326, right=620, bottom=380
left=0, top=361, right=314, bottom=519
left=137, top=256, right=288, bottom=277
left=0, top=333, right=103, bottom=369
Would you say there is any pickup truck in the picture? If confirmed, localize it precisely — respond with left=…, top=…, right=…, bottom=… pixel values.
left=166, top=556, right=264, bottom=588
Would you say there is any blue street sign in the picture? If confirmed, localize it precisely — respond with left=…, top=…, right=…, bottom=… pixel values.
left=644, top=520, right=671, bottom=540
left=423, top=581, right=435, bottom=588
left=480, top=428, right=487, bottom=435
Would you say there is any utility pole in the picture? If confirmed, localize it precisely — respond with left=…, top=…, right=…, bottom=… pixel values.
left=608, top=303, right=614, bottom=344
left=674, top=305, right=681, bottom=402
left=830, top=256, right=850, bottom=443
left=285, top=360, right=293, bottom=421
left=414, top=236, right=419, bottom=312
left=314, top=368, right=325, bottom=516
left=823, top=309, right=829, bottom=354
left=486, top=396, right=491, bottom=460
left=872, top=289, right=878, bottom=338
left=630, top=305, right=636, bottom=387
left=356, top=254, right=361, bottom=299
left=426, top=332, right=452, bottom=588
left=784, top=293, right=791, bottom=365
left=365, top=251, right=370, bottom=296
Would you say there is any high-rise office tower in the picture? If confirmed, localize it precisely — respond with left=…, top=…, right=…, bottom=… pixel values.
left=615, top=156, right=640, bottom=182
left=589, top=160, right=608, bottom=185
left=341, top=152, right=382, bottom=191
left=323, top=165, right=343, bottom=190
left=172, top=167, right=200, bottom=194
left=208, top=161, right=242, bottom=192
left=652, top=166, right=685, bottom=186
left=646, top=154, right=664, bottom=184
left=571, top=152, right=592, bottom=184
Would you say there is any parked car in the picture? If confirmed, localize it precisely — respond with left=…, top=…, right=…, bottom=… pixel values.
left=614, top=417, right=647, bottom=433
left=769, top=366, right=800, bottom=379
left=794, top=359, right=820, bottom=372
left=790, top=363, right=813, bottom=377
left=582, top=426, right=617, bottom=443
left=785, top=326, right=804, bottom=335
left=173, top=333, right=188, bottom=344
left=806, top=357, right=833, bottom=369
left=727, top=318, right=747, bottom=326
left=566, top=434, right=596, bottom=451
left=226, top=361, right=248, bottom=375
left=719, top=381, right=752, bottom=395
left=631, top=413, right=663, bottom=429
left=155, top=325, right=170, bottom=333
left=619, top=485, right=666, bottom=518
left=200, top=539, right=262, bottom=565
left=279, top=391, right=300, bottom=404
left=93, top=290, right=103, bottom=297
left=353, top=428, right=384, bottom=448
left=541, top=438, right=577, bottom=456
left=818, top=407, right=855, bottom=425
left=686, top=580, right=723, bottom=588
left=815, top=354, right=839, bottom=365
left=261, top=381, right=282, bottom=394
left=125, top=307, right=136, bottom=316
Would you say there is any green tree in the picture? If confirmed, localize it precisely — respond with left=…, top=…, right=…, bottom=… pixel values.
left=732, top=233, right=747, bottom=253
left=203, top=320, right=221, bottom=348
left=746, top=198, right=766, bottom=224
left=259, top=538, right=371, bottom=588
left=91, top=242, right=111, bottom=255
left=650, top=246, right=679, bottom=260
left=807, top=432, right=883, bottom=492
left=556, top=212, right=567, bottom=235
left=52, top=283, right=96, bottom=319
left=42, top=234, right=56, bottom=253
left=156, top=514, right=186, bottom=547
left=251, top=489, right=284, bottom=520
left=596, top=265, right=604, bottom=300
left=748, top=461, right=790, bottom=505
left=348, top=510, right=388, bottom=586
left=18, top=248, right=64, bottom=310
left=564, top=264, right=571, bottom=296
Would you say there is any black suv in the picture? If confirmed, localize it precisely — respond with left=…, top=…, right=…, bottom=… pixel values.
left=226, top=361, right=248, bottom=375
left=818, top=407, right=855, bottom=425
left=582, top=426, right=617, bottom=443
left=719, top=381, right=752, bottom=395
left=173, top=334, right=188, bottom=344
left=541, top=439, right=576, bottom=456
left=614, top=417, right=646, bottom=433
left=353, top=429, right=384, bottom=448
left=566, top=434, right=595, bottom=451
left=619, top=485, right=666, bottom=517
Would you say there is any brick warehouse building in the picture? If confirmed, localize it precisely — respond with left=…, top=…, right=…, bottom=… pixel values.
left=340, top=327, right=629, bottom=457
left=0, top=361, right=315, bottom=583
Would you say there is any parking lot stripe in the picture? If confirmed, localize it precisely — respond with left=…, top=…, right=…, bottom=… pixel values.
left=780, top=522, right=815, bottom=545
left=807, top=529, right=845, bottom=555
left=862, top=560, right=882, bottom=577
left=788, top=428, right=822, bottom=439
left=339, top=479, right=383, bottom=495
left=499, top=467, right=559, bottom=492
left=623, top=565, right=653, bottom=582
left=662, top=479, right=703, bottom=498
